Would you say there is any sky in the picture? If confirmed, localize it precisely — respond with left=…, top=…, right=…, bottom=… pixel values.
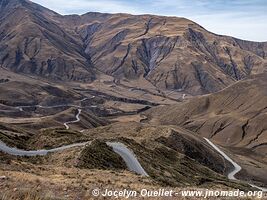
left=31, top=0, right=267, bottom=42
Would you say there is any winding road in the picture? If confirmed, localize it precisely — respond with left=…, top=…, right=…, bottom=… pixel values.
left=16, top=101, right=83, bottom=111
left=64, top=109, right=82, bottom=130
left=204, top=138, right=267, bottom=192
left=0, top=140, right=148, bottom=177
left=15, top=96, right=96, bottom=111
left=2, top=97, right=267, bottom=190
left=14, top=97, right=95, bottom=130
left=107, top=142, right=148, bottom=176
left=1, top=96, right=149, bottom=176
left=1, top=136, right=267, bottom=191
left=0, top=141, right=88, bottom=156
left=204, top=138, right=241, bottom=180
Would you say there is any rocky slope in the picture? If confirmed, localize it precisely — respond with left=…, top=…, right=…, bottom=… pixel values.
left=0, top=0, right=95, bottom=81
left=145, top=73, right=267, bottom=185
left=73, top=13, right=267, bottom=95
left=0, top=121, right=250, bottom=190
left=1, top=0, right=267, bottom=95
left=146, top=73, right=267, bottom=155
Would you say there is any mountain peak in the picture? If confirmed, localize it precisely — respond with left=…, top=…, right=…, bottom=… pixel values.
left=0, top=0, right=32, bottom=13
left=0, top=0, right=26, bottom=7
left=0, top=0, right=60, bottom=21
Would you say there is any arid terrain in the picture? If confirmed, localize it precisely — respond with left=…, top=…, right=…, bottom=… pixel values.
left=0, top=0, right=267, bottom=199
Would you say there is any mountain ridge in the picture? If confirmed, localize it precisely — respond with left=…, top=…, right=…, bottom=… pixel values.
left=0, top=0, right=267, bottom=95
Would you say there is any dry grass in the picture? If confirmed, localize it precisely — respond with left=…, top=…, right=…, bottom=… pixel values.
left=1, top=190, right=44, bottom=200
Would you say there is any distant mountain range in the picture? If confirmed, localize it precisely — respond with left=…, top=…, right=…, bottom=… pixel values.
left=1, top=0, right=267, bottom=95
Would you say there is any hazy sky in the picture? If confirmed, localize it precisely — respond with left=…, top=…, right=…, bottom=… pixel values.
left=31, top=0, right=267, bottom=42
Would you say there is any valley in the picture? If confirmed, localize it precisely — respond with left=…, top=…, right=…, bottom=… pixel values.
left=0, top=0, right=267, bottom=199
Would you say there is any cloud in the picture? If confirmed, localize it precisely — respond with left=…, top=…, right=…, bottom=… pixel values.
left=189, top=13, right=267, bottom=41
left=32, top=0, right=144, bottom=15
left=31, top=0, right=267, bottom=41
left=148, top=0, right=267, bottom=41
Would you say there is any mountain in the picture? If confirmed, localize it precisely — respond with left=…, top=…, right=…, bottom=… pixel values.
left=146, top=73, right=267, bottom=154
left=1, top=1, right=267, bottom=199
left=145, top=73, right=267, bottom=184
left=0, top=0, right=95, bottom=81
left=1, top=0, right=267, bottom=95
